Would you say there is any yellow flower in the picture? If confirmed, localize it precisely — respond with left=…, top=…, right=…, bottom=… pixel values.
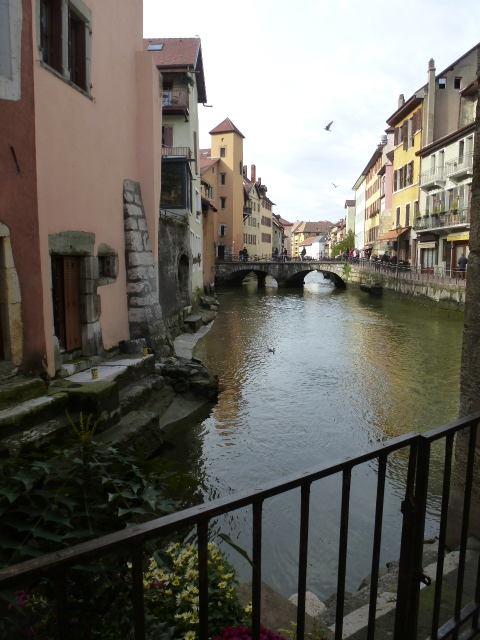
left=185, top=632, right=196, bottom=640
left=217, top=601, right=222, bottom=608
left=218, top=581, right=227, bottom=589
left=173, top=579, right=180, bottom=587
left=244, top=602, right=252, bottom=615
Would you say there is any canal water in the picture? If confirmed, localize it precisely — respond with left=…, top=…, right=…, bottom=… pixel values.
left=162, top=272, right=464, bottom=602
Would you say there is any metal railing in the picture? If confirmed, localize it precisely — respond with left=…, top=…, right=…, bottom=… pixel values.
left=1, top=414, right=479, bottom=639
left=161, top=146, right=192, bottom=159
left=420, top=166, right=446, bottom=188
left=413, top=206, right=470, bottom=231
left=445, top=152, right=474, bottom=179
left=356, top=259, right=468, bottom=284
left=162, top=89, right=189, bottom=110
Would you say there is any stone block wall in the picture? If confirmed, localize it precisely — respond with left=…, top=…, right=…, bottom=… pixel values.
left=123, top=180, right=172, bottom=357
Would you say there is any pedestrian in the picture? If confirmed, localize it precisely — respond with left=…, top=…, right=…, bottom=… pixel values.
left=301, top=247, right=306, bottom=260
left=243, top=246, right=249, bottom=262
left=457, top=253, right=468, bottom=279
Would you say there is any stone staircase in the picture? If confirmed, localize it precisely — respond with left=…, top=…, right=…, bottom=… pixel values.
left=0, top=351, right=174, bottom=457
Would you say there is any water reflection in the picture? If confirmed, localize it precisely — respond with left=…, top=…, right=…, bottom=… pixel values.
left=163, top=273, right=464, bottom=600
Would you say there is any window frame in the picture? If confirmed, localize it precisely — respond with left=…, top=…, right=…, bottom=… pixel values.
left=37, top=0, right=92, bottom=96
left=160, top=159, right=192, bottom=210
left=0, top=0, right=22, bottom=101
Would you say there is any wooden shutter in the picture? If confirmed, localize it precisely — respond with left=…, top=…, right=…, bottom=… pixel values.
left=394, top=128, right=399, bottom=146
left=193, top=131, right=198, bottom=175
left=163, top=125, right=173, bottom=147
left=393, top=169, right=397, bottom=191
left=403, top=121, right=408, bottom=150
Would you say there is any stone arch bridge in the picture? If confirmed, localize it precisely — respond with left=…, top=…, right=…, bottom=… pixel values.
left=215, top=260, right=351, bottom=288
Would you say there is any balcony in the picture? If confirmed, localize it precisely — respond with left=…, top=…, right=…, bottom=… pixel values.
left=445, top=152, right=474, bottom=182
left=161, top=146, right=192, bottom=160
left=162, top=89, right=190, bottom=120
left=413, top=205, right=470, bottom=231
left=419, top=166, right=446, bottom=191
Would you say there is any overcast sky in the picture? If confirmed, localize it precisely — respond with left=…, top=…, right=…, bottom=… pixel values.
left=143, top=0, right=480, bottom=223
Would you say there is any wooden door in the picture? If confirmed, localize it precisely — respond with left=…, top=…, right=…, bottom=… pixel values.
left=52, top=256, right=82, bottom=351
left=218, top=245, right=225, bottom=260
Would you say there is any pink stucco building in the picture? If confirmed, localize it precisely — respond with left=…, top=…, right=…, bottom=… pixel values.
left=0, top=0, right=164, bottom=374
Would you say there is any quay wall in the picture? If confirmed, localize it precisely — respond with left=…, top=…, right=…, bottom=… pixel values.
left=344, top=267, right=466, bottom=311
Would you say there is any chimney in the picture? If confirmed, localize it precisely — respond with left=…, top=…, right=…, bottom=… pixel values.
left=398, top=94, right=405, bottom=109
left=425, top=58, right=436, bottom=146
left=251, top=164, right=256, bottom=182
left=243, top=165, right=247, bottom=177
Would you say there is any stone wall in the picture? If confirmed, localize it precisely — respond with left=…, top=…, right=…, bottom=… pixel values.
left=157, top=215, right=192, bottom=333
left=123, top=180, right=172, bottom=357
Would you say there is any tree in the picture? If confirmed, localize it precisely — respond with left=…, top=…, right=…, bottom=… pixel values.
left=331, top=230, right=355, bottom=257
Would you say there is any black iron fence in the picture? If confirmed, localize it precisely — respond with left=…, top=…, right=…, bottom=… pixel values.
left=1, top=413, right=479, bottom=639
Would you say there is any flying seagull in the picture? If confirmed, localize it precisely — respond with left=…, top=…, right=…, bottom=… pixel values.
left=324, top=121, right=333, bottom=131
left=332, top=182, right=338, bottom=188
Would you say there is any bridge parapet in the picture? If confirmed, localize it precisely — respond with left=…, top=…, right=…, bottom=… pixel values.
left=215, top=260, right=349, bottom=288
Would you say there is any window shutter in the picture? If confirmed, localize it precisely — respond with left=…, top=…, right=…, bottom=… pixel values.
left=193, top=131, right=198, bottom=176
left=403, top=122, right=408, bottom=150
left=413, top=111, right=418, bottom=134
left=163, top=126, right=173, bottom=147
left=393, top=169, right=397, bottom=191
left=394, top=128, right=398, bottom=146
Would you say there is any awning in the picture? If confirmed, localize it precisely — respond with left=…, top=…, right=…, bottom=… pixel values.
left=446, top=232, right=469, bottom=242
left=377, top=228, right=410, bottom=242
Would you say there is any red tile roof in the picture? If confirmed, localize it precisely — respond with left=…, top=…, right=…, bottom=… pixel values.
left=200, top=157, right=219, bottom=175
left=143, top=37, right=200, bottom=68
left=143, top=37, right=207, bottom=103
left=209, top=118, right=245, bottom=138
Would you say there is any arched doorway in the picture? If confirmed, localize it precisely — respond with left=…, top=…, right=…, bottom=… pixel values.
left=178, top=254, right=190, bottom=305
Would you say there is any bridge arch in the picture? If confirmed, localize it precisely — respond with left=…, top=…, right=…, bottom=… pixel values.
left=215, top=261, right=348, bottom=289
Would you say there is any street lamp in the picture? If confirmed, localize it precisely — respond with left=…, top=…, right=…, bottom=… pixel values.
left=396, top=224, right=402, bottom=275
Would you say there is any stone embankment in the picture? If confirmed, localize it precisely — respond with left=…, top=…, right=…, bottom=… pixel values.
left=0, top=295, right=219, bottom=457
left=275, top=536, right=480, bottom=639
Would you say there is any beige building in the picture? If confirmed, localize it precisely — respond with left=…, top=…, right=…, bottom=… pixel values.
left=145, top=37, right=208, bottom=292
left=291, top=221, right=334, bottom=258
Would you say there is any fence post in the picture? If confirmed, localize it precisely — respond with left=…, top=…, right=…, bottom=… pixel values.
left=394, top=438, right=430, bottom=638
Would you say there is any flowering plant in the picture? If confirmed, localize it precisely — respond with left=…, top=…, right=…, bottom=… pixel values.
left=142, top=542, right=249, bottom=639
left=213, top=625, right=284, bottom=640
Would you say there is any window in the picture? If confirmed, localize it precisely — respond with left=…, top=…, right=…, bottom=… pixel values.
left=396, top=207, right=401, bottom=227
left=195, top=188, right=201, bottom=217
left=407, top=118, right=413, bottom=149
left=0, top=0, right=22, bottom=100
left=459, top=140, right=465, bottom=163
left=454, top=77, right=461, bottom=90
left=211, top=167, right=215, bottom=174
left=162, top=125, right=173, bottom=147
left=68, top=6, right=87, bottom=90
left=414, top=200, right=419, bottom=218
left=147, top=43, right=163, bottom=51
left=160, top=161, right=192, bottom=209
left=39, top=0, right=91, bottom=93
left=405, top=203, right=410, bottom=227
left=40, top=0, right=62, bottom=72
left=439, top=78, right=446, bottom=89
left=220, top=173, right=226, bottom=186
left=220, top=147, right=226, bottom=158
left=219, top=224, right=226, bottom=237
left=220, top=197, right=226, bottom=210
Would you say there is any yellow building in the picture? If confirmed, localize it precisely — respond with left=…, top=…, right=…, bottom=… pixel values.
left=208, top=118, right=245, bottom=260
left=386, top=95, right=423, bottom=262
